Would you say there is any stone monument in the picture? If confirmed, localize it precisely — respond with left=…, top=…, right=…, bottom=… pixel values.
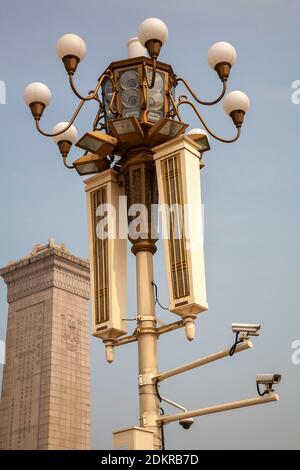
left=0, top=240, right=90, bottom=450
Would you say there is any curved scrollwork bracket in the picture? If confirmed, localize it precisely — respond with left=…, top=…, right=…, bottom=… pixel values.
left=35, top=99, right=86, bottom=138
left=177, top=96, right=240, bottom=144
left=175, top=76, right=227, bottom=106
left=62, top=156, right=74, bottom=170
left=35, top=77, right=111, bottom=139
left=68, top=69, right=113, bottom=102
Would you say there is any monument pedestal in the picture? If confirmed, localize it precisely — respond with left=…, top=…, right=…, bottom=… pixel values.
left=0, top=241, right=90, bottom=450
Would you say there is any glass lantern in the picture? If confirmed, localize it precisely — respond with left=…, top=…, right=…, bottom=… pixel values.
left=101, top=57, right=176, bottom=130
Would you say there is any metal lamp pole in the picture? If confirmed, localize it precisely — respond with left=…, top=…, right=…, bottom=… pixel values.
left=136, top=249, right=162, bottom=448
left=122, top=146, right=162, bottom=448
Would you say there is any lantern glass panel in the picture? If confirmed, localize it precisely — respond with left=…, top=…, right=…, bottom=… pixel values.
left=147, top=69, right=165, bottom=123
left=119, top=67, right=141, bottom=120
left=102, top=79, right=115, bottom=124
left=168, top=84, right=176, bottom=118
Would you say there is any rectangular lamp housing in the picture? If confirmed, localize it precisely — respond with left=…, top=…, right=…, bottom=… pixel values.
left=85, top=169, right=127, bottom=341
left=149, top=118, right=188, bottom=144
left=73, top=153, right=110, bottom=176
left=154, top=135, right=208, bottom=318
left=76, top=131, right=117, bottom=157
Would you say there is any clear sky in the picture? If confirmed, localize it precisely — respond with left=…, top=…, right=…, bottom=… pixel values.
left=0, top=0, right=300, bottom=450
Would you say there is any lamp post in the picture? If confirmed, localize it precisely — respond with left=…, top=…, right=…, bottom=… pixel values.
left=24, top=18, right=280, bottom=451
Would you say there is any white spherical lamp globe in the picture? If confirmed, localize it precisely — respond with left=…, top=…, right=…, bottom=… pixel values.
left=56, top=34, right=86, bottom=61
left=223, top=91, right=250, bottom=115
left=208, top=42, right=237, bottom=69
left=138, top=18, right=168, bottom=46
left=24, top=82, right=52, bottom=107
left=52, top=122, right=78, bottom=144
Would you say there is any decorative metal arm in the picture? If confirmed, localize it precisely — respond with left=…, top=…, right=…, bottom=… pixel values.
left=62, top=156, right=74, bottom=169
left=35, top=99, right=85, bottom=137
left=143, top=59, right=157, bottom=90
left=108, top=88, right=120, bottom=116
left=175, top=76, right=227, bottom=106
left=92, top=110, right=105, bottom=131
left=68, top=70, right=113, bottom=102
left=177, top=97, right=241, bottom=143
left=167, top=91, right=183, bottom=122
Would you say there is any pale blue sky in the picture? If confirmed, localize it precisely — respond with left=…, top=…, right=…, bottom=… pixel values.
left=0, top=0, right=300, bottom=450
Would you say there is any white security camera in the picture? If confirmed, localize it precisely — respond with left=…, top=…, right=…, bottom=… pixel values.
left=232, top=323, right=261, bottom=337
left=179, top=418, right=194, bottom=430
left=256, top=374, right=282, bottom=396
left=256, top=374, right=281, bottom=385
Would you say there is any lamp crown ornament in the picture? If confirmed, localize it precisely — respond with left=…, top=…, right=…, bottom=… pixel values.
left=127, top=37, right=148, bottom=59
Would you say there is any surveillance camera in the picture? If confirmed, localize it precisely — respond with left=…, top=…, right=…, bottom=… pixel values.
left=232, top=323, right=261, bottom=337
left=256, top=374, right=281, bottom=385
left=179, top=418, right=194, bottom=430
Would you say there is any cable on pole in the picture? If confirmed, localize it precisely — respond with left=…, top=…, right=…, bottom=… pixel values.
left=256, top=383, right=269, bottom=397
left=152, top=281, right=169, bottom=311
left=160, top=407, right=166, bottom=450
left=229, top=332, right=243, bottom=356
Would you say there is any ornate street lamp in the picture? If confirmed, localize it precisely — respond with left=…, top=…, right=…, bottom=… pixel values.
left=23, top=19, right=280, bottom=452
left=23, top=19, right=249, bottom=172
